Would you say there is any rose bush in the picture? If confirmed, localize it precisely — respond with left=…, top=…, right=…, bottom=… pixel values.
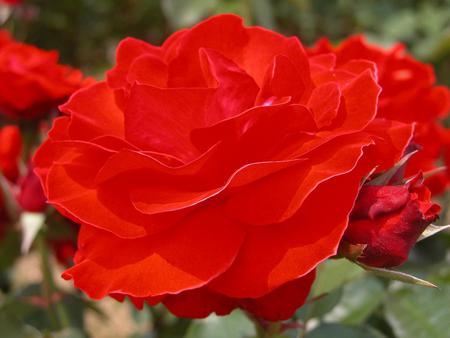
left=34, top=14, right=416, bottom=320
left=309, top=36, right=450, bottom=194
left=0, top=30, right=92, bottom=119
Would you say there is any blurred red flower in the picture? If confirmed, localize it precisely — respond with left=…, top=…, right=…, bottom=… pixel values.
left=0, top=30, right=93, bottom=119
left=345, top=175, right=440, bottom=267
left=0, top=125, right=22, bottom=182
left=309, top=36, right=450, bottom=194
left=34, top=15, right=425, bottom=320
left=0, top=0, right=21, bottom=5
left=17, top=164, right=47, bottom=212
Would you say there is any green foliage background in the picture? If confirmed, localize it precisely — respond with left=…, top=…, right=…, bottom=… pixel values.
left=9, top=0, right=450, bottom=85
left=1, top=1, right=450, bottom=337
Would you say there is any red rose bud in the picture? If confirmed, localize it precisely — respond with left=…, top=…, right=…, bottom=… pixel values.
left=344, top=175, right=440, bottom=268
left=17, top=164, right=47, bottom=212
left=0, top=125, right=22, bottom=182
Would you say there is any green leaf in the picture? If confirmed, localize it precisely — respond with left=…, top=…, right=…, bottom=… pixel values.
left=384, top=284, right=450, bottom=338
left=184, top=310, right=254, bottom=338
left=313, top=259, right=365, bottom=296
left=307, top=323, right=386, bottom=338
left=306, top=288, right=343, bottom=320
left=324, top=277, right=384, bottom=325
left=367, top=150, right=418, bottom=186
left=0, top=312, right=40, bottom=338
left=418, top=224, right=450, bottom=242
left=1, top=284, right=89, bottom=333
left=356, top=262, right=437, bottom=288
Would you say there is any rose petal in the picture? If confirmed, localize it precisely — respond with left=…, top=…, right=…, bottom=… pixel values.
left=210, top=155, right=372, bottom=298
left=60, top=82, right=124, bottom=141
left=124, top=84, right=215, bottom=161
left=107, top=37, right=163, bottom=90
left=62, top=206, right=245, bottom=299
left=199, top=48, right=259, bottom=124
left=224, top=134, right=372, bottom=226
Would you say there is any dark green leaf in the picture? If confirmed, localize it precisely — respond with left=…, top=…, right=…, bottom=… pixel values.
left=308, top=323, right=386, bottom=338
left=313, top=259, right=364, bottom=296
left=324, top=277, right=384, bottom=325
left=356, top=262, right=437, bottom=288
left=384, top=284, right=450, bottom=338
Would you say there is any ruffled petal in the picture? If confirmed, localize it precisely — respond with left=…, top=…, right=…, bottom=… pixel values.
left=256, top=54, right=308, bottom=105
left=163, top=288, right=236, bottom=319
left=124, top=84, right=214, bottom=161
left=238, top=271, right=315, bottom=321
left=167, top=14, right=311, bottom=89
left=60, top=81, right=124, bottom=141
left=307, top=82, right=340, bottom=129
left=224, top=134, right=372, bottom=225
left=107, top=37, right=163, bottom=90
left=199, top=48, right=259, bottom=124
left=210, top=153, right=373, bottom=298
left=62, top=206, right=245, bottom=299
left=163, top=270, right=315, bottom=321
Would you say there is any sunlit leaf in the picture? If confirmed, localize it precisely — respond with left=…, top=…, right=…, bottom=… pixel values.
left=418, top=224, right=450, bottom=242
left=356, top=262, right=437, bottom=288
left=313, top=259, right=365, bottom=296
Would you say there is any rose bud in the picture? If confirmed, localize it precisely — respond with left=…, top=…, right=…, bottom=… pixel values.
left=0, top=125, right=22, bottom=182
left=17, top=164, right=47, bottom=212
left=343, top=174, right=440, bottom=268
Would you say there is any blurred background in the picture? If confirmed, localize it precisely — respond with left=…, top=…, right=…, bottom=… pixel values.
left=5, top=0, right=450, bottom=85
left=1, top=1, right=450, bottom=337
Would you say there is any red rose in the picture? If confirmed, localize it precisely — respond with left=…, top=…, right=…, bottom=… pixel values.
left=34, top=15, right=414, bottom=320
left=344, top=175, right=440, bottom=268
left=309, top=36, right=450, bottom=194
left=0, top=30, right=93, bottom=119
left=0, top=125, right=22, bottom=182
